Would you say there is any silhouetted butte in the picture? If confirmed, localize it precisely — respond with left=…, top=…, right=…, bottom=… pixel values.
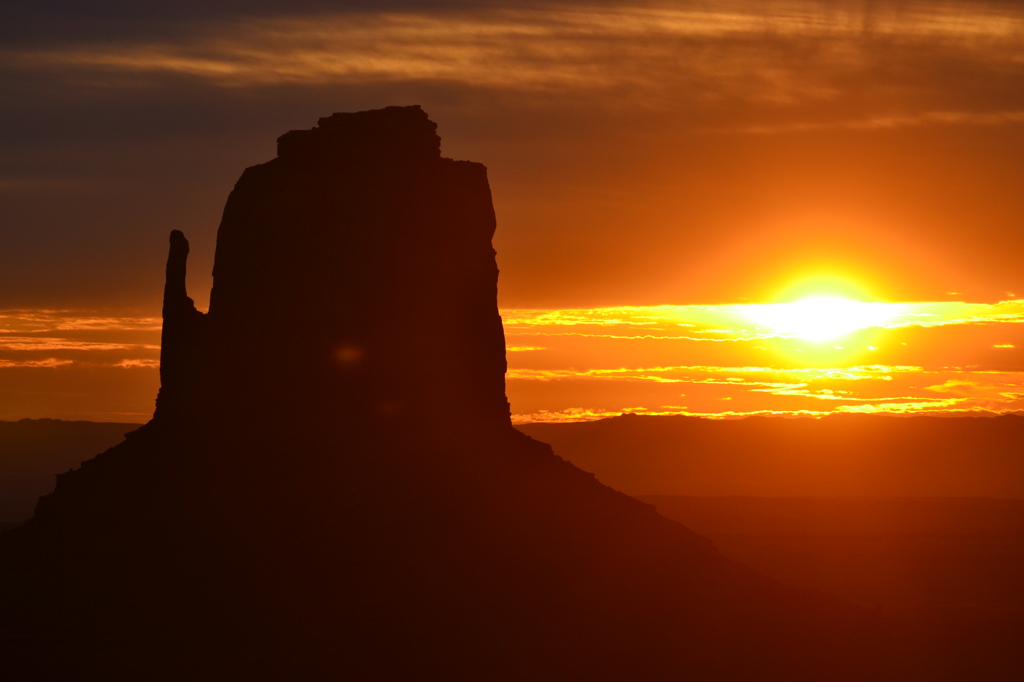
left=0, top=106, right=904, bottom=681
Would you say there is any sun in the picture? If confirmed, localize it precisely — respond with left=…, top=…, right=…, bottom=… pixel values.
left=744, top=296, right=900, bottom=342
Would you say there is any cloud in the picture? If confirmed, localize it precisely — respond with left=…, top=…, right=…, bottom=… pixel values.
left=506, top=331, right=751, bottom=341
left=0, top=337, right=157, bottom=351
left=504, top=360, right=1024, bottom=422
left=511, top=406, right=629, bottom=424
left=923, top=378, right=1024, bottom=408
left=112, top=359, right=161, bottom=368
left=0, top=310, right=162, bottom=332
left=508, top=398, right=1006, bottom=424
left=832, top=399, right=968, bottom=415
left=748, top=385, right=945, bottom=404
left=726, top=109, right=1024, bottom=135
left=502, top=301, right=1024, bottom=345
left=503, top=307, right=678, bottom=327
left=0, top=310, right=162, bottom=367
left=6, top=2, right=1024, bottom=115
left=0, top=358, right=74, bottom=368
left=507, top=367, right=691, bottom=382
left=507, top=364, right=923, bottom=383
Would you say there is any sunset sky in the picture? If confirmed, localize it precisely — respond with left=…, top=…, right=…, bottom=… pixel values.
left=3, top=0, right=1024, bottom=422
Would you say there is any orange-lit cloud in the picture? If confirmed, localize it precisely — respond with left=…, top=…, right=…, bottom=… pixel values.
left=503, top=302, right=1024, bottom=421
left=0, top=310, right=162, bottom=331
left=0, top=337, right=157, bottom=352
left=0, top=358, right=74, bottom=368
left=507, top=364, right=922, bottom=383
left=504, top=301, right=1024, bottom=339
left=0, top=310, right=162, bottom=420
left=6, top=301, right=1023, bottom=423
left=112, top=359, right=161, bottom=369
left=0, top=312, right=162, bottom=355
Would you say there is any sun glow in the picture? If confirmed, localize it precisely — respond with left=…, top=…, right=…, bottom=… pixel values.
left=744, top=296, right=901, bottom=341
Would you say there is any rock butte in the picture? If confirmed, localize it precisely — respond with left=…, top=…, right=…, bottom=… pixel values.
left=0, top=106, right=904, bottom=681
left=157, top=105, right=508, bottom=434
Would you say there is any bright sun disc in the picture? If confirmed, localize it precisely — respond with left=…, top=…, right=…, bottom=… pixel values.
left=745, top=296, right=899, bottom=341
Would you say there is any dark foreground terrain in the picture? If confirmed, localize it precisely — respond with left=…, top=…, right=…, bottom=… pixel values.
left=6, top=413, right=1024, bottom=677
left=518, top=414, right=1024, bottom=679
left=643, top=495, right=1024, bottom=680
left=641, top=495, right=1024, bottom=616
left=0, top=419, right=139, bottom=524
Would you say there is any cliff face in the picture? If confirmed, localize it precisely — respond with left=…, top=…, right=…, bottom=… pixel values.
left=157, top=106, right=509, bottom=431
left=0, top=107, right=906, bottom=681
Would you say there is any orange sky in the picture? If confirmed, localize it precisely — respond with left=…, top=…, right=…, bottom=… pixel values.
left=3, top=0, right=1024, bottom=422
left=4, top=300, right=1024, bottom=422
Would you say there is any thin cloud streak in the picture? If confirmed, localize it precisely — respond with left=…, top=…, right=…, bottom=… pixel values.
left=503, top=300, right=1024, bottom=342
left=0, top=310, right=162, bottom=332
left=724, top=110, right=1024, bottom=135
left=507, top=331, right=757, bottom=341
left=0, top=337, right=158, bottom=352
left=6, top=2, right=1024, bottom=116
left=506, top=364, right=924, bottom=382
left=0, top=358, right=74, bottom=368
left=511, top=401, right=999, bottom=424
left=112, top=359, right=161, bottom=369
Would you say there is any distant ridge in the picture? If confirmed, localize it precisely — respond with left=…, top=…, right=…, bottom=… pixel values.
left=518, top=413, right=1024, bottom=498
left=0, top=107, right=903, bottom=680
